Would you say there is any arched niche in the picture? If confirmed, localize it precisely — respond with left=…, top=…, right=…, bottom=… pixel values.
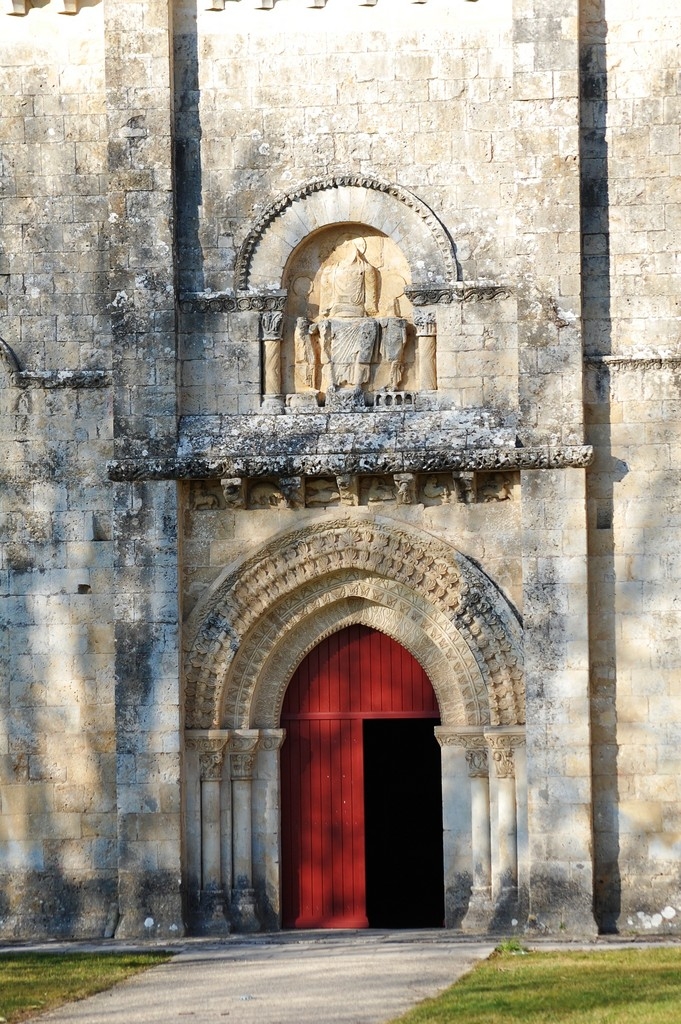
left=236, top=176, right=457, bottom=292
left=281, top=223, right=417, bottom=400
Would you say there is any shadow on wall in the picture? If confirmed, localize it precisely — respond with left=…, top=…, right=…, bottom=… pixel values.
left=174, top=16, right=205, bottom=297
left=580, top=0, right=621, bottom=933
left=0, top=368, right=117, bottom=938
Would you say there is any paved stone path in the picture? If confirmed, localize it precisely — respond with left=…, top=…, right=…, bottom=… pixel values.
left=9, top=931, right=496, bottom=1024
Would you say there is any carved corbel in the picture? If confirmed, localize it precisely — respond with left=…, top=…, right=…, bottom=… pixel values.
left=414, top=310, right=437, bottom=391
left=336, top=474, right=359, bottom=507
left=58, top=0, right=78, bottom=11
left=394, top=473, right=417, bottom=506
left=279, top=476, right=304, bottom=510
left=452, top=471, right=476, bottom=504
left=221, top=477, right=245, bottom=509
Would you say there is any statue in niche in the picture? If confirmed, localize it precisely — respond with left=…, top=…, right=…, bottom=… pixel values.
left=294, top=317, right=318, bottom=391
left=281, top=226, right=416, bottom=404
left=319, top=238, right=379, bottom=319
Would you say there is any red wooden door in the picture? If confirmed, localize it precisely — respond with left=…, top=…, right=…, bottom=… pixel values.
left=280, top=625, right=439, bottom=928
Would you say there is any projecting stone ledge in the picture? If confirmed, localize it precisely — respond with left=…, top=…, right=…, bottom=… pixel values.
left=108, top=428, right=593, bottom=483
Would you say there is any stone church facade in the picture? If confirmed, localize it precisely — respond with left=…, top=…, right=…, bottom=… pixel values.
left=1, top=0, right=680, bottom=939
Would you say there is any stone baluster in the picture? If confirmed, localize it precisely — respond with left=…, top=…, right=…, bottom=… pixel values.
left=260, top=311, right=284, bottom=414
left=414, top=310, right=437, bottom=391
left=230, top=730, right=261, bottom=932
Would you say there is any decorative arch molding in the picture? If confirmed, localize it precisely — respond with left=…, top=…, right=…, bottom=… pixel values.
left=184, top=516, right=524, bottom=731
left=235, top=175, right=458, bottom=291
left=234, top=578, right=484, bottom=729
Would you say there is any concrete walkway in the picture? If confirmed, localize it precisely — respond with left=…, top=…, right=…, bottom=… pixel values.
left=7, top=931, right=497, bottom=1024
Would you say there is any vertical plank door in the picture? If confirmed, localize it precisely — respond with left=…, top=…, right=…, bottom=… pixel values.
left=280, top=625, right=439, bottom=929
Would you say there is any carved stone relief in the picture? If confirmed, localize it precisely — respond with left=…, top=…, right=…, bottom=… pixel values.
left=281, top=225, right=418, bottom=406
left=188, top=471, right=521, bottom=511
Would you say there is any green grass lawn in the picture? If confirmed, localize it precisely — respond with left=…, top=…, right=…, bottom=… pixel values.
left=0, top=951, right=171, bottom=1023
left=391, top=946, right=681, bottom=1024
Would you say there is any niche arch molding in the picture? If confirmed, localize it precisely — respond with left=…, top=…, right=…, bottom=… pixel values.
left=235, top=175, right=458, bottom=291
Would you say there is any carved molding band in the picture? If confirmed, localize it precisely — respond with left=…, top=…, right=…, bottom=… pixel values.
left=584, top=355, right=681, bottom=370
left=235, top=175, right=456, bottom=290
left=179, top=293, right=287, bottom=315
left=183, top=517, right=524, bottom=731
left=108, top=444, right=593, bottom=482
left=406, top=283, right=512, bottom=306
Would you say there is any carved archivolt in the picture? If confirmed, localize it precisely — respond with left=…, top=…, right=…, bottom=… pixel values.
left=184, top=516, right=524, bottom=731
left=237, top=176, right=456, bottom=291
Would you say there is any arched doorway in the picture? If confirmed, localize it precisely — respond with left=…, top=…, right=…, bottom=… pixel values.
left=280, top=624, right=444, bottom=929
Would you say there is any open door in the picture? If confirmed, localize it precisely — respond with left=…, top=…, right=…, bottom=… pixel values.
left=280, top=625, right=442, bottom=928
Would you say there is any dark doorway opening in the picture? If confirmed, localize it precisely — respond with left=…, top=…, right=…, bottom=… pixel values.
left=363, top=718, right=444, bottom=928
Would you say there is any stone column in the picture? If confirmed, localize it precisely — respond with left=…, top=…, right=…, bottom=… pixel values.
left=436, top=727, right=491, bottom=930
left=197, top=738, right=230, bottom=934
left=185, top=733, right=231, bottom=935
left=251, top=729, right=286, bottom=931
left=230, top=730, right=261, bottom=932
left=486, top=733, right=518, bottom=895
left=467, top=745, right=492, bottom=896
left=260, top=311, right=284, bottom=414
left=414, top=310, right=437, bottom=391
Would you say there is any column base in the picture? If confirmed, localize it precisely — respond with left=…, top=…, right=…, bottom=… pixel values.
left=230, top=888, right=260, bottom=933
left=461, top=887, right=495, bottom=933
left=192, top=889, right=231, bottom=936
left=260, top=395, right=285, bottom=414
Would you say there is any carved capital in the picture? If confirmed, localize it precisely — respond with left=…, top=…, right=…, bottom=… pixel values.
left=413, top=310, right=437, bottom=336
left=186, top=735, right=230, bottom=781
left=258, top=728, right=286, bottom=751
left=465, top=747, right=489, bottom=779
left=261, top=310, right=284, bottom=341
left=230, top=730, right=260, bottom=780
left=484, top=732, right=524, bottom=779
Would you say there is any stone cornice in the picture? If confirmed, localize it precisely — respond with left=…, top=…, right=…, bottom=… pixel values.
left=108, top=444, right=593, bottom=481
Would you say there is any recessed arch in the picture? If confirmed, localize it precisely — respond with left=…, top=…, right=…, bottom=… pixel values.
left=235, top=175, right=458, bottom=291
left=183, top=515, right=524, bottom=732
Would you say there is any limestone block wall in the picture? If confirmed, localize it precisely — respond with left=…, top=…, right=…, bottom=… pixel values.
left=581, top=0, right=681, bottom=932
left=0, top=4, right=118, bottom=937
left=174, top=0, right=522, bottom=422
